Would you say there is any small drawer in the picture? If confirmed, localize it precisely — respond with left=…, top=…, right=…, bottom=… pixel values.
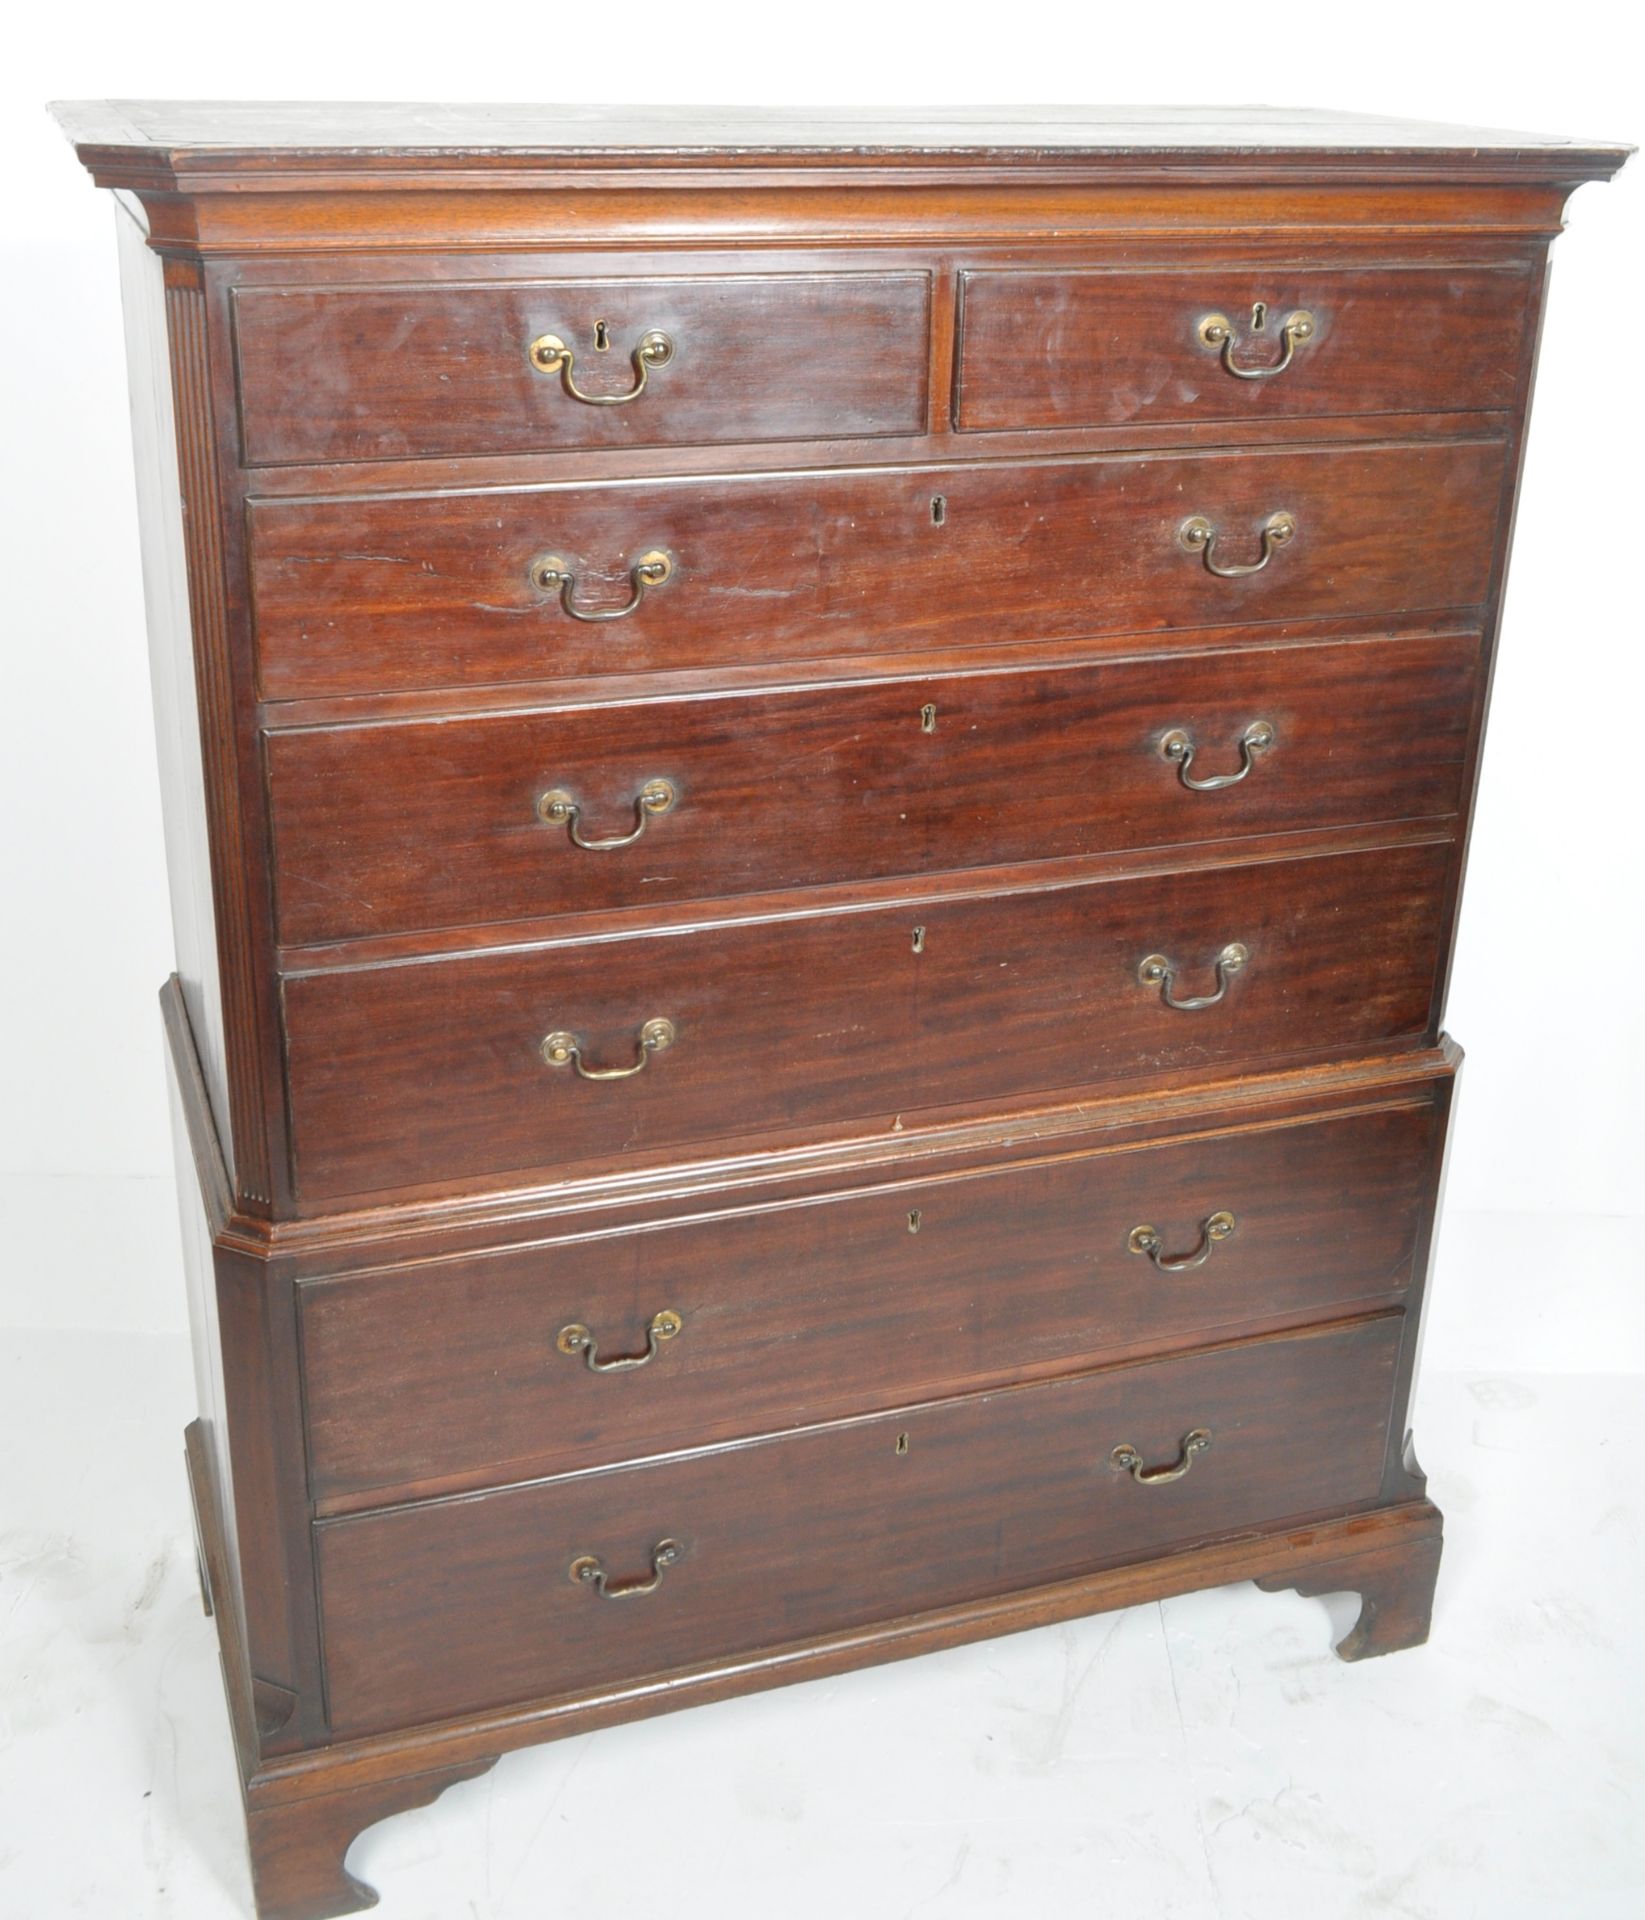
left=232, top=272, right=932, bottom=466
left=301, top=1099, right=1443, bottom=1501
left=280, top=839, right=1450, bottom=1200
left=954, top=263, right=1533, bottom=432
left=249, top=440, right=1505, bottom=699
left=314, top=1312, right=1404, bottom=1736
left=266, top=632, right=1478, bottom=945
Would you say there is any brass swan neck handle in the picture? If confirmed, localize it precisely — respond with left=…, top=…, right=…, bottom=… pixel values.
left=1137, top=943, right=1248, bottom=1012
left=1111, top=1430, right=1213, bottom=1486
left=1197, top=308, right=1315, bottom=380
left=528, top=327, right=674, bottom=404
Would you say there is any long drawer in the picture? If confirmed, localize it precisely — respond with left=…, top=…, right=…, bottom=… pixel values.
left=281, top=839, right=1450, bottom=1199
left=248, top=440, right=1506, bottom=698
left=301, top=1099, right=1443, bottom=1501
left=267, top=632, right=1479, bottom=945
left=954, top=263, right=1533, bottom=431
left=315, top=1312, right=1405, bottom=1736
left=232, top=271, right=933, bottom=466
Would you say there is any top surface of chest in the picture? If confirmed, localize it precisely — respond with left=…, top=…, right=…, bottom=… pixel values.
left=49, top=98, right=1629, bottom=168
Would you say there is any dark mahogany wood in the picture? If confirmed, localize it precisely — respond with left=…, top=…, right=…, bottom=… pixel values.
left=188, top=1417, right=498, bottom=1920
left=246, top=440, right=1505, bottom=699
left=198, top=1390, right=1444, bottom=1918
left=1256, top=1510, right=1444, bottom=1657
left=954, top=263, right=1534, bottom=431
left=280, top=839, right=1450, bottom=1199
left=233, top=272, right=932, bottom=466
left=300, top=1096, right=1443, bottom=1502
left=246, top=1761, right=496, bottom=1920
left=58, top=100, right=1626, bottom=1920
left=265, top=630, right=1478, bottom=944
left=315, top=1313, right=1404, bottom=1737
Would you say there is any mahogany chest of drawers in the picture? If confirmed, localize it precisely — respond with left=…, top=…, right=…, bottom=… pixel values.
left=54, top=102, right=1626, bottom=1919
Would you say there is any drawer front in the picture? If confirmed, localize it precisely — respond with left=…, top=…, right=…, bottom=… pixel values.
left=282, top=840, right=1449, bottom=1199
left=302, top=1101, right=1442, bottom=1500
left=955, top=264, right=1533, bottom=432
left=267, top=633, right=1478, bottom=945
left=315, top=1313, right=1404, bottom=1736
left=232, top=273, right=932, bottom=466
left=249, top=440, right=1505, bottom=698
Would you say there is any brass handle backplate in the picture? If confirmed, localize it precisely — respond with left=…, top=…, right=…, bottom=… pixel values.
left=1159, top=721, right=1275, bottom=791
left=1138, top=943, right=1248, bottom=1012
left=1111, top=1429, right=1213, bottom=1485
left=528, top=328, right=674, bottom=403
left=1197, top=309, right=1315, bottom=379
left=557, top=1309, right=683, bottom=1373
left=530, top=550, right=673, bottom=622
left=569, top=1538, right=682, bottom=1599
left=541, top=1018, right=676, bottom=1081
left=538, top=778, right=677, bottom=849
left=1179, top=511, right=1295, bottom=578
left=1128, top=1211, right=1237, bottom=1272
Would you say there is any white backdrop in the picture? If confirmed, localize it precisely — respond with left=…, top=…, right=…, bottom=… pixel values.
left=3, top=6, right=1640, bottom=1355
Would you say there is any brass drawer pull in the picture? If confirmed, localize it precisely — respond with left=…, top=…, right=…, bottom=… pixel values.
left=538, top=778, right=677, bottom=849
left=1137, top=942, right=1248, bottom=1011
left=1179, top=511, right=1295, bottom=578
left=528, top=327, right=674, bottom=403
left=557, top=1308, right=683, bottom=1373
left=1111, top=1429, right=1213, bottom=1485
left=1197, top=308, right=1314, bottom=379
left=1128, top=1210, right=1236, bottom=1272
left=1159, top=721, right=1274, bottom=791
left=541, top=1017, right=676, bottom=1080
left=570, top=1538, right=682, bottom=1599
left=530, top=549, right=673, bottom=622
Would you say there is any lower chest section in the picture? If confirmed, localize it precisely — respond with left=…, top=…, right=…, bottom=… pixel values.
left=314, top=1310, right=1407, bottom=1738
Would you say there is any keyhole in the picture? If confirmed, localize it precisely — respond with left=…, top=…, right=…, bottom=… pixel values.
left=1251, top=302, right=1267, bottom=333
left=593, top=320, right=611, bottom=352
left=895, top=1432, right=910, bottom=1456
left=920, top=703, right=937, bottom=734
left=911, top=926, right=926, bottom=954
left=907, top=1208, right=922, bottom=1234
left=931, top=494, right=947, bottom=525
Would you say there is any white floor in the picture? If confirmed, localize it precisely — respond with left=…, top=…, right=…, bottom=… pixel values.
left=3, top=1221, right=1643, bottom=1918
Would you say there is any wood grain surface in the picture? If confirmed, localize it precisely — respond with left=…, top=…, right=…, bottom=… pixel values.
left=265, top=631, right=1478, bottom=944
left=300, top=1099, right=1441, bottom=1501
left=280, top=839, right=1452, bottom=1198
left=248, top=440, right=1506, bottom=698
left=955, top=263, right=1533, bottom=430
left=234, top=272, right=932, bottom=465
left=314, top=1313, right=1405, bottom=1737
